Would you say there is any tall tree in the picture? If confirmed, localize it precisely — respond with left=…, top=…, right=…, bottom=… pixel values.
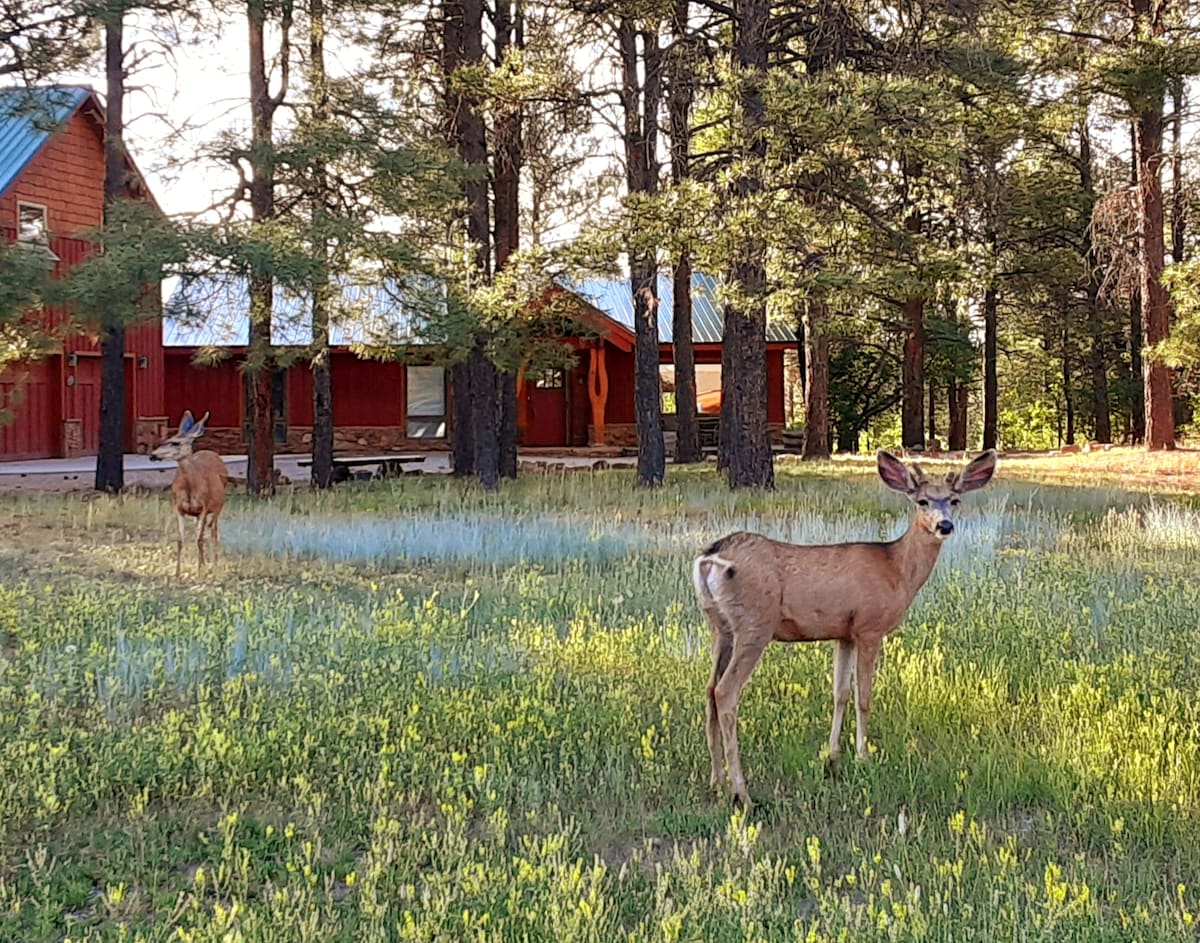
left=618, top=15, right=666, bottom=487
left=667, top=0, right=700, bottom=464
left=245, top=0, right=292, bottom=495
left=94, top=0, right=128, bottom=493
left=719, top=0, right=772, bottom=488
left=1130, top=0, right=1174, bottom=449
left=306, top=0, right=334, bottom=488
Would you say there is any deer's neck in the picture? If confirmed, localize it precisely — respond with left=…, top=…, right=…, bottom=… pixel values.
left=891, top=519, right=944, bottom=597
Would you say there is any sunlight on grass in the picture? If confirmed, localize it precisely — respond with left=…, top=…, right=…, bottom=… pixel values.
left=1, top=463, right=1199, bottom=941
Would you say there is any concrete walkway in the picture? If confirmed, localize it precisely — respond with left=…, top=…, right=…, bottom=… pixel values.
left=0, top=449, right=636, bottom=492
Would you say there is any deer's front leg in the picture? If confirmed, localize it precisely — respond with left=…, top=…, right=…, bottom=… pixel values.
left=854, top=638, right=882, bottom=761
left=828, top=639, right=855, bottom=759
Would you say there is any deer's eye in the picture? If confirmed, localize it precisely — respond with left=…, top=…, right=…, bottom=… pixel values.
left=917, top=499, right=929, bottom=507
left=950, top=498, right=960, bottom=507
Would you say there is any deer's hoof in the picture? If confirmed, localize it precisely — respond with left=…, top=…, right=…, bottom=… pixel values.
left=824, top=754, right=844, bottom=780
left=732, top=788, right=753, bottom=811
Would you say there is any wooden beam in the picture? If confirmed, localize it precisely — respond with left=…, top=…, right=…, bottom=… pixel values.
left=587, top=343, right=608, bottom=445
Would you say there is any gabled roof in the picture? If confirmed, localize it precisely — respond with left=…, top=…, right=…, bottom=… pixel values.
left=570, top=272, right=796, bottom=344
left=0, top=86, right=91, bottom=196
left=0, top=84, right=158, bottom=208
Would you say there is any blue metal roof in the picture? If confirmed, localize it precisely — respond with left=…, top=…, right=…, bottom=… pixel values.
left=570, top=272, right=795, bottom=344
left=0, top=86, right=91, bottom=197
left=164, top=274, right=447, bottom=347
left=165, top=271, right=796, bottom=348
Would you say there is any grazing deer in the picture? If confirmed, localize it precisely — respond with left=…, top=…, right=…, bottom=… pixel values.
left=149, top=410, right=230, bottom=578
left=693, top=449, right=997, bottom=807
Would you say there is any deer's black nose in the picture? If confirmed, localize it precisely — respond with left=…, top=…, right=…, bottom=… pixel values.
left=149, top=455, right=161, bottom=462
left=936, top=520, right=954, bottom=536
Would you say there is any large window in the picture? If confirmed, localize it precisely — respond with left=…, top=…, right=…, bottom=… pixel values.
left=407, top=365, right=446, bottom=438
left=659, top=364, right=722, bottom=414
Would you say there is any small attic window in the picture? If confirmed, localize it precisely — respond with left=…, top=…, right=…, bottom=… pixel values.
left=17, top=202, right=48, bottom=243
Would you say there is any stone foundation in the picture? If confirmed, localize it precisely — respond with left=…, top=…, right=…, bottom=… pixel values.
left=135, top=416, right=169, bottom=454
left=589, top=422, right=785, bottom=449
left=62, top=419, right=83, bottom=457
left=198, top=426, right=452, bottom=456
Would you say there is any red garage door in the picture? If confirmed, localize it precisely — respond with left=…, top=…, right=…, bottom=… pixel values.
left=0, top=358, right=62, bottom=459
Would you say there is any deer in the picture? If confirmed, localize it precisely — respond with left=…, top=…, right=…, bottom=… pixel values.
left=693, top=448, right=997, bottom=808
left=149, top=410, right=230, bottom=578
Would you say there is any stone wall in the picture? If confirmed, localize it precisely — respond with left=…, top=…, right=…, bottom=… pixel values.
left=198, top=426, right=452, bottom=456
left=589, top=422, right=785, bottom=449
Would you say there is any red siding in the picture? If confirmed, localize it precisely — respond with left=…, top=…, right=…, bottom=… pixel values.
left=288, top=363, right=313, bottom=425
left=164, top=353, right=242, bottom=428
left=0, top=359, right=60, bottom=459
left=605, top=347, right=635, bottom=424
left=335, top=356, right=405, bottom=426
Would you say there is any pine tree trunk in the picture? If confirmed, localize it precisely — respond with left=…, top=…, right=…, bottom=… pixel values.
left=901, top=294, right=924, bottom=449
left=1133, top=0, right=1175, bottom=450
left=801, top=305, right=830, bottom=460
left=498, top=371, right=517, bottom=479
left=722, top=0, right=773, bottom=488
left=494, top=0, right=521, bottom=479
left=927, top=382, right=936, bottom=444
left=982, top=284, right=998, bottom=450
left=668, top=0, right=700, bottom=465
left=1128, top=123, right=1145, bottom=444
left=245, top=0, right=282, bottom=496
left=95, top=6, right=126, bottom=493
left=672, top=253, right=700, bottom=463
left=470, top=343, right=499, bottom=490
left=618, top=18, right=665, bottom=487
left=1171, top=78, right=1186, bottom=265
left=450, top=361, right=474, bottom=475
left=947, top=377, right=967, bottom=451
left=632, top=268, right=665, bottom=486
left=309, top=0, right=334, bottom=489
left=1079, top=121, right=1110, bottom=443
left=1062, top=323, right=1074, bottom=445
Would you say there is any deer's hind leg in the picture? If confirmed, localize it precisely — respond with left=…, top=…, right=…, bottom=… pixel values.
left=705, top=611, right=735, bottom=790
left=713, top=634, right=769, bottom=808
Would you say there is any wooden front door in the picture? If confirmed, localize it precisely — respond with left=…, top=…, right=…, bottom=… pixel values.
left=524, top=368, right=567, bottom=446
left=68, top=355, right=102, bottom=455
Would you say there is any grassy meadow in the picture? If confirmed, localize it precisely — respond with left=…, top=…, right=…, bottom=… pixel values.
left=2, top=455, right=1200, bottom=941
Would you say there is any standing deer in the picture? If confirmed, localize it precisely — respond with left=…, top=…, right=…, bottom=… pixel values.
left=149, top=410, right=230, bottom=578
left=693, top=449, right=997, bottom=807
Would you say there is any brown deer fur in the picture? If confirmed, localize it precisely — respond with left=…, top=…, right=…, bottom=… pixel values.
left=150, top=411, right=230, bottom=578
left=693, top=449, right=997, bottom=807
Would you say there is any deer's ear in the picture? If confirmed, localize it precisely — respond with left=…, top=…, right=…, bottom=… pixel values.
left=189, top=411, right=210, bottom=438
left=178, top=411, right=195, bottom=435
left=954, top=449, right=997, bottom=494
left=877, top=450, right=918, bottom=495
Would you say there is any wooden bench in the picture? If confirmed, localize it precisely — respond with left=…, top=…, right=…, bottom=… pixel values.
left=296, top=454, right=426, bottom=482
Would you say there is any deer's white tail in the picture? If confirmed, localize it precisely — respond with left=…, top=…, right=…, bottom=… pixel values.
left=692, top=553, right=737, bottom=607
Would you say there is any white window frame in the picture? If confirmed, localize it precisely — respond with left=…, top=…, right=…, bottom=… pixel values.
left=17, top=201, right=49, bottom=244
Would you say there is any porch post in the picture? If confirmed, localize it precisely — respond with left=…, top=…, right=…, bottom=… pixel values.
left=516, top=363, right=529, bottom=443
left=587, top=343, right=608, bottom=445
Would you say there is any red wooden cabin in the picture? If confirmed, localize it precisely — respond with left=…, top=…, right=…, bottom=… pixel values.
left=163, top=273, right=792, bottom=453
left=0, top=86, right=164, bottom=460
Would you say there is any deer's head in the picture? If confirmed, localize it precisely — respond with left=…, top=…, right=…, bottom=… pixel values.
left=150, top=410, right=209, bottom=462
left=877, top=449, right=997, bottom=540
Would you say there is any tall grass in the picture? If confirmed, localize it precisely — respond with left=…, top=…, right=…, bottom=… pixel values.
left=0, top=466, right=1198, bottom=941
